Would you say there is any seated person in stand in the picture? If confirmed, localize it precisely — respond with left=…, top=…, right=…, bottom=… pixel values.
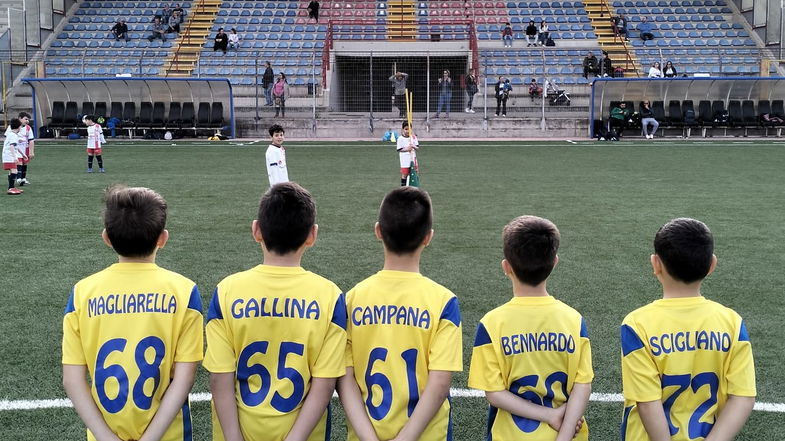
left=583, top=51, right=600, bottom=78
left=528, top=78, right=543, bottom=100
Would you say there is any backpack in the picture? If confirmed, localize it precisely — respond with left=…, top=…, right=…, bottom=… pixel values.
left=545, top=37, right=555, bottom=46
left=614, top=67, right=625, bottom=78
left=684, top=108, right=696, bottom=123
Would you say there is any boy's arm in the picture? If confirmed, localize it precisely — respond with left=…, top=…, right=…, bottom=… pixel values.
left=210, top=372, right=245, bottom=441
left=337, top=368, right=379, bottom=441
left=28, top=139, right=34, bottom=158
left=485, top=389, right=564, bottom=430
left=636, top=400, right=672, bottom=441
left=283, top=377, right=338, bottom=441
left=62, top=364, right=123, bottom=441
left=137, top=362, right=198, bottom=441
left=554, top=382, right=591, bottom=441
left=390, top=370, right=452, bottom=441
left=704, top=395, right=755, bottom=441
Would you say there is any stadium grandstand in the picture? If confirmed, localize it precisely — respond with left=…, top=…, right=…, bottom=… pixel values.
left=0, top=0, right=784, bottom=138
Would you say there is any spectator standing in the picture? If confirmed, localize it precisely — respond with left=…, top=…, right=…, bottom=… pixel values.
left=600, top=50, right=613, bottom=77
left=166, top=11, right=182, bottom=34
left=263, top=61, right=275, bottom=106
left=213, top=27, right=228, bottom=53
left=147, top=17, right=167, bottom=42
left=640, top=100, right=659, bottom=138
left=648, top=61, right=663, bottom=78
left=637, top=16, right=654, bottom=42
left=612, top=14, right=628, bottom=40
left=609, top=101, right=631, bottom=137
left=537, top=20, right=549, bottom=45
left=495, top=76, right=512, bottom=117
left=389, top=71, right=409, bottom=118
left=465, top=70, right=478, bottom=113
left=273, top=72, right=289, bottom=118
left=307, top=0, right=320, bottom=22
left=663, top=60, right=677, bottom=77
left=111, top=19, right=129, bottom=42
left=501, top=22, right=513, bottom=47
left=525, top=20, right=538, bottom=46
left=582, top=51, right=600, bottom=78
left=435, top=69, right=452, bottom=118
left=228, top=28, right=240, bottom=50
left=528, top=78, right=542, bottom=101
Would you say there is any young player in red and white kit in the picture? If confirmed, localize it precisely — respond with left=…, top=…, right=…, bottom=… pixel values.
left=2, top=118, right=25, bottom=195
left=83, top=114, right=106, bottom=173
left=4, top=111, right=35, bottom=186
left=396, top=121, right=418, bottom=186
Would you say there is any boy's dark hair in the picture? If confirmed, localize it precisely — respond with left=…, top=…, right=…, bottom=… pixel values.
left=257, top=182, right=315, bottom=254
left=9, top=118, right=21, bottom=130
left=18, top=111, right=31, bottom=119
left=401, top=121, right=410, bottom=129
left=654, top=217, right=714, bottom=283
left=104, top=186, right=167, bottom=258
left=83, top=114, right=95, bottom=123
left=269, top=124, right=284, bottom=137
left=503, top=216, right=560, bottom=286
left=378, top=187, right=432, bottom=254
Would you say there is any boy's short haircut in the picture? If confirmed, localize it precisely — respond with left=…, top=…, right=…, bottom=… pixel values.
left=503, top=215, right=560, bottom=286
left=401, top=121, right=410, bottom=129
left=83, top=114, right=95, bottom=123
left=653, top=217, right=714, bottom=283
left=269, top=124, right=285, bottom=136
left=257, top=182, right=316, bottom=254
left=378, top=187, right=432, bottom=254
left=104, top=185, right=168, bottom=258
left=18, top=111, right=31, bottom=120
left=9, top=118, right=21, bottom=130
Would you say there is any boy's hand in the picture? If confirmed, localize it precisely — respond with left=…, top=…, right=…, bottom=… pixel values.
left=547, top=404, right=567, bottom=431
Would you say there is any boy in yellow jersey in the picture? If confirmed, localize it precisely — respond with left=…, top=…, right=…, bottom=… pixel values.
left=620, top=218, right=756, bottom=441
left=468, top=216, right=592, bottom=441
left=62, top=186, right=203, bottom=441
left=204, top=182, right=347, bottom=441
left=338, top=186, right=463, bottom=441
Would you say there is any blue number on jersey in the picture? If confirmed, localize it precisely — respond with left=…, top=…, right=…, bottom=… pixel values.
left=237, top=340, right=307, bottom=412
left=661, top=372, right=719, bottom=439
left=509, top=371, right=570, bottom=433
left=94, top=337, right=166, bottom=413
left=364, top=347, right=420, bottom=420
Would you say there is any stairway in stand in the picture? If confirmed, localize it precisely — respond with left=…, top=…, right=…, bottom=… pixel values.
left=583, top=0, right=640, bottom=77
left=164, top=0, right=222, bottom=77
left=387, top=0, right=416, bottom=40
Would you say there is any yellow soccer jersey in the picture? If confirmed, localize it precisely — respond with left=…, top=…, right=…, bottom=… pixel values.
left=468, top=296, right=593, bottom=441
left=203, top=265, right=347, bottom=441
left=345, top=270, right=463, bottom=441
left=62, top=263, right=204, bottom=441
left=620, top=296, right=756, bottom=441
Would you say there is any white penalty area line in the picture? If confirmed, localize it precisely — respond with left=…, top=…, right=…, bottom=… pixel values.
left=1, top=390, right=783, bottom=413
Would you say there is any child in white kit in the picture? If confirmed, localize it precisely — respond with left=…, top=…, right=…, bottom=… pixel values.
left=396, top=121, right=419, bottom=186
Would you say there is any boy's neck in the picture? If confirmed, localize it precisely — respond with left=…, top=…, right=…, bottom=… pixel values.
left=117, top=253, right=157, bottom=264
left=271, top=142, right=282, bottom=148
left=382, top=249, right=421, bottom=273
left=511, top=279, right=549, bottom=297
left=262, top=250, right=303, bottom=267
left=660, top=279, right=703, bottom=299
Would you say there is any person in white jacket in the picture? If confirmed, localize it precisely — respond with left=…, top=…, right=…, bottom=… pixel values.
left=648, top=61, right=663, bottom=78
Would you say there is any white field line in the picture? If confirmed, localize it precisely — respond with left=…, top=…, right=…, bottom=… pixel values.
left=1, top=390, right=782, bottom=413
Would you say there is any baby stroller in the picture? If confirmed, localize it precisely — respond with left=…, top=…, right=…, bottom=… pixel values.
left=545, top=79, right=571, bottom=106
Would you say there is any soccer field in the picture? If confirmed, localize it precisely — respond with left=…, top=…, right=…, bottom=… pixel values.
left=2, top=139, right=784, bottom=440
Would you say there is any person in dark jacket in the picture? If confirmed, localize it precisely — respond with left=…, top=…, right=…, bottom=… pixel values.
left=495, top=76, right=512, bottom=117
left=465, top=71, right=478, bottom=113
left=663, top=61, right=677, bottom=77
left=583, top=51, right=600, bottom=78
left=111, top=19, right=129, bottom=42
left=640, top=100, right=659, bottom=138
left=263, top=61, right=275, bottom=106
left=213, top=27, right=229, bottom=53
left=525, top=20, right=538, bottom=46
left=307, top=0, right=320, bottom=22
left=600, top=50, right=613, bottom=77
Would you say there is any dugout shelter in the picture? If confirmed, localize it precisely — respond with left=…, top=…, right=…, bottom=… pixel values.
left=22, top=77, right=236, bottom=138
left=591, top=77, right=785, bottom=138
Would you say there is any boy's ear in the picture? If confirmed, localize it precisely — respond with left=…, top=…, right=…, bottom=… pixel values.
left=156, top=229, right=169, bottom=249
left=650, top=254, right=662, bottom=275
left=251, top=220, right=263, bottom=244
left=101, top=229, right=113, bottom=248
left=501, top=259, right=513, bottom=277
left=553, top=254, right=559, bottom=269
left=304, top=224, right=318, bottom=247
left=707, top=254, right=717, bottom=276
left=374, top=222, right=383, bottom=240
left=422, top=229, right=434, bottom=247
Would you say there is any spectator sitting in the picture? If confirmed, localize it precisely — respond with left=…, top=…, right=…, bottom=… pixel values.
left=537, top=20, right=549, bottom=46
left=213, top=27, right=228, bottom=53
left=110, top=19, right=129, bottom=42
left=640, top=100, right=659, bottom=139
left=637, top=16, right=655, bottom=42
left=663, top=60, right=677, bottom=77
left=612, top=14, right=628, bottom=40
left=501, top=22, right=513, bottom=47
left=147, top=17, right=167, bottom=42
left=307, top=0, right=320, bottom=22
left=600, top=50, right=613, bottom=77
left=159, top=5, right=172, bottom=22
left=525, top=20, right=538, bottom=47
left=609, top=101, right=632, bottom=137
left=172, top=3, right=185, bottom=17
left=166, top=11, right=182, bottom=33
left=648, top=61, right=663, bottom=78
left=228, top=28, right=240, bottom=50
left=528, top=78, right=543, bottom=101
left=582, top=51, right=600, bottom=78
